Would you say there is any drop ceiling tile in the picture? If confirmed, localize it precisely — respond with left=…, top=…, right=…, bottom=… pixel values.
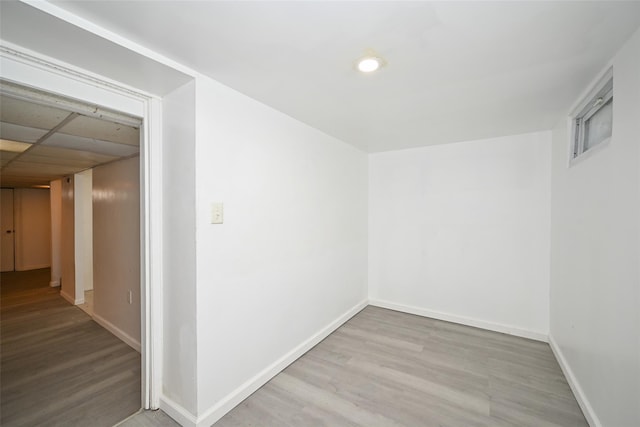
left=42, top=132, right=139, bottom=157
left=3, top=161, right=81, bottom=176
left=0, top=95, right=72, bottom=130
left=59, top=115, right=140, bottom=146
left=21, top=152, right=102, bottom=168
left=0, top=151, right=19, bottom=167
left=0, top=122, right=49, bottom=143
left=27, top=145, right=118, bottom=164
left=17, top=153, right=98, bottom=169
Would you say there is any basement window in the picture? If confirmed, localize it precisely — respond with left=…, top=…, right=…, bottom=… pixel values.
left=571, top=69, right=613, bottom=163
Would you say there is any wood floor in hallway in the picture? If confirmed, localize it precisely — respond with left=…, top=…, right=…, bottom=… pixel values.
left=1, top=268, right=141, bottom=427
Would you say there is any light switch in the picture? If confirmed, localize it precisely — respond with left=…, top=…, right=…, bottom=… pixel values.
left=211, top=202, right=224, bottom=224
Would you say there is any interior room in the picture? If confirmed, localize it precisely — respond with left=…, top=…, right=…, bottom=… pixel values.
left=1, top=1, right=639, bottom=427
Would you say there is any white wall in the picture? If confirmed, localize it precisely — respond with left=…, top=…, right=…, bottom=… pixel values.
left=49, top=179, right=62, bottom=287
left=74, top=169, right=93, bottom=291
left=549, top=27, right=640, bottom=427
left=60, top=176, right=77, bottom=304
left=193, top=76, right=368, bottom=422
left=14, top=188, right=51, bottom=271
left=161, top=80, right=198, bottom=417
left=369, top=132, right=551, bottom=339
left=92, top=157, right=141, bottom=350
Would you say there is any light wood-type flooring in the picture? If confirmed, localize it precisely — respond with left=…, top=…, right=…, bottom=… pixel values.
left=1, top=268, right=141, bottom=427
left=126, top=305, right=587, bottom=427
left=214, top=305, right=587, bottom=427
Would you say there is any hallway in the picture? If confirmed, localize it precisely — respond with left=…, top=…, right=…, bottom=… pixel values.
left=1, top=268, right=140, bottom=426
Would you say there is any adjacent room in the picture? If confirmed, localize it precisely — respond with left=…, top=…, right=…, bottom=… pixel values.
left=1, top=1, right=639, bottom=427
left=0, top=83, right=144, bottom=425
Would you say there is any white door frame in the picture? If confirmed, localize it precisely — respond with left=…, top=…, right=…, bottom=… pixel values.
left=0, top=43, right=163, bottom=409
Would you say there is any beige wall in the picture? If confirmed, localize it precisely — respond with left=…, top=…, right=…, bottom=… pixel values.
left=92, top=156, right=141, bottom=350
left=14, top=188, right=51, bottom=271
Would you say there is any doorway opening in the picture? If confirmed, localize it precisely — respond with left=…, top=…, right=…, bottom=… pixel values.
left=0, top=75, right=153, bottom=425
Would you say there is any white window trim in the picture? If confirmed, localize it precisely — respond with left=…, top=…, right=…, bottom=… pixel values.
left=568, top=67, right=613, bottom=167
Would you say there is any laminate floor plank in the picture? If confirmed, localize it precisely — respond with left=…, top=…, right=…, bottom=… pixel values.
left=117, top=410, right=182, bottom=427
left=1, top=268, right=141, bottom=427
left=213, top=305, right=587, bottom=427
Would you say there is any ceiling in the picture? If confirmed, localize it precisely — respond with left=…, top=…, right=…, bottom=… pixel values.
left=0, top=81, right=140, bottom=188
left=43, top=0, right=640, bottom=152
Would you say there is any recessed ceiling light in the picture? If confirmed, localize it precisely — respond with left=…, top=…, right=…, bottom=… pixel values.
left=357, top=57, right=382, bottom=73
left=356, top=51, right=386, bottom=73
left=0, top=139, right=32, bottom=153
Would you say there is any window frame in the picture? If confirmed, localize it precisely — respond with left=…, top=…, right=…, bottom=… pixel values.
left=569, top=68, right=613, bottom=166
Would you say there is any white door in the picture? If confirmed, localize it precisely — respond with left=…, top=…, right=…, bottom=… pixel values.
left=1, top=189, right=15, bottom=272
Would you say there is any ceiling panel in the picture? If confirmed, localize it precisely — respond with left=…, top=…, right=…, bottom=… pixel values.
left=1, top=83, right=140, bottom=188
left=3, top=161, right=81, bottom=176
left=19, top=153, right=100, bottom=169
left=25, top=145, right=118, bottom=164
left=59, top=115, right=139, bottom=146
left=1, top=151, right=19, bottom=167
left=42, top=133, right=139, bottom=157
left=0, top=95, right=72, bottom=130
left=0, top=122, right=49, bottom=143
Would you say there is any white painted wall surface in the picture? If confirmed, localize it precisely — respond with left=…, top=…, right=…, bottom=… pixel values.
left=74, top=169, right=93, bottom=291
left=160, top=80, right=198, bottom=418
left=549, top=27, right=640, bottom=427
left=14, top=188, right=51, bottom=271
left=369, top=132, right=551, bottom=339
left=49, top=180, right=62, bottom=286
left=60, top=176, right=77, bottom=303
left=92, top=157, right=141, bottom=349
left=194, top=76, right=368, bottom=422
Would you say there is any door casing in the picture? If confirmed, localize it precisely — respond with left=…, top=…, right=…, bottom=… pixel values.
left=0, top=44, right=163, bottom=410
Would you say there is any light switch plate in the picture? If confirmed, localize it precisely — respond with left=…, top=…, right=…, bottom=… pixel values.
left=211, top=202, right=223, bottom=224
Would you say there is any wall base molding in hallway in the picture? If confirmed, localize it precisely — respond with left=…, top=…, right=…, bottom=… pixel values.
left=60, top=289, right=84, bottom=305
left=93, top=312, right=141, bottom=353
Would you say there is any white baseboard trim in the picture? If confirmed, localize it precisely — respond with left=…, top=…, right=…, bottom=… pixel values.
left=15, top=263, right=51, bottom=271
left=195, top=299, right=369, bottom=427
left=60, top=290, right=84, bottom=305
left=369, top=299, right=548, bottom=342
left=49, top=279, right=60, bottom=287
left=548, top=334, right=600, bottom=427
left=92, top=312, right=141, bottom=353
left=160, top=395, right=197, bottom=427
